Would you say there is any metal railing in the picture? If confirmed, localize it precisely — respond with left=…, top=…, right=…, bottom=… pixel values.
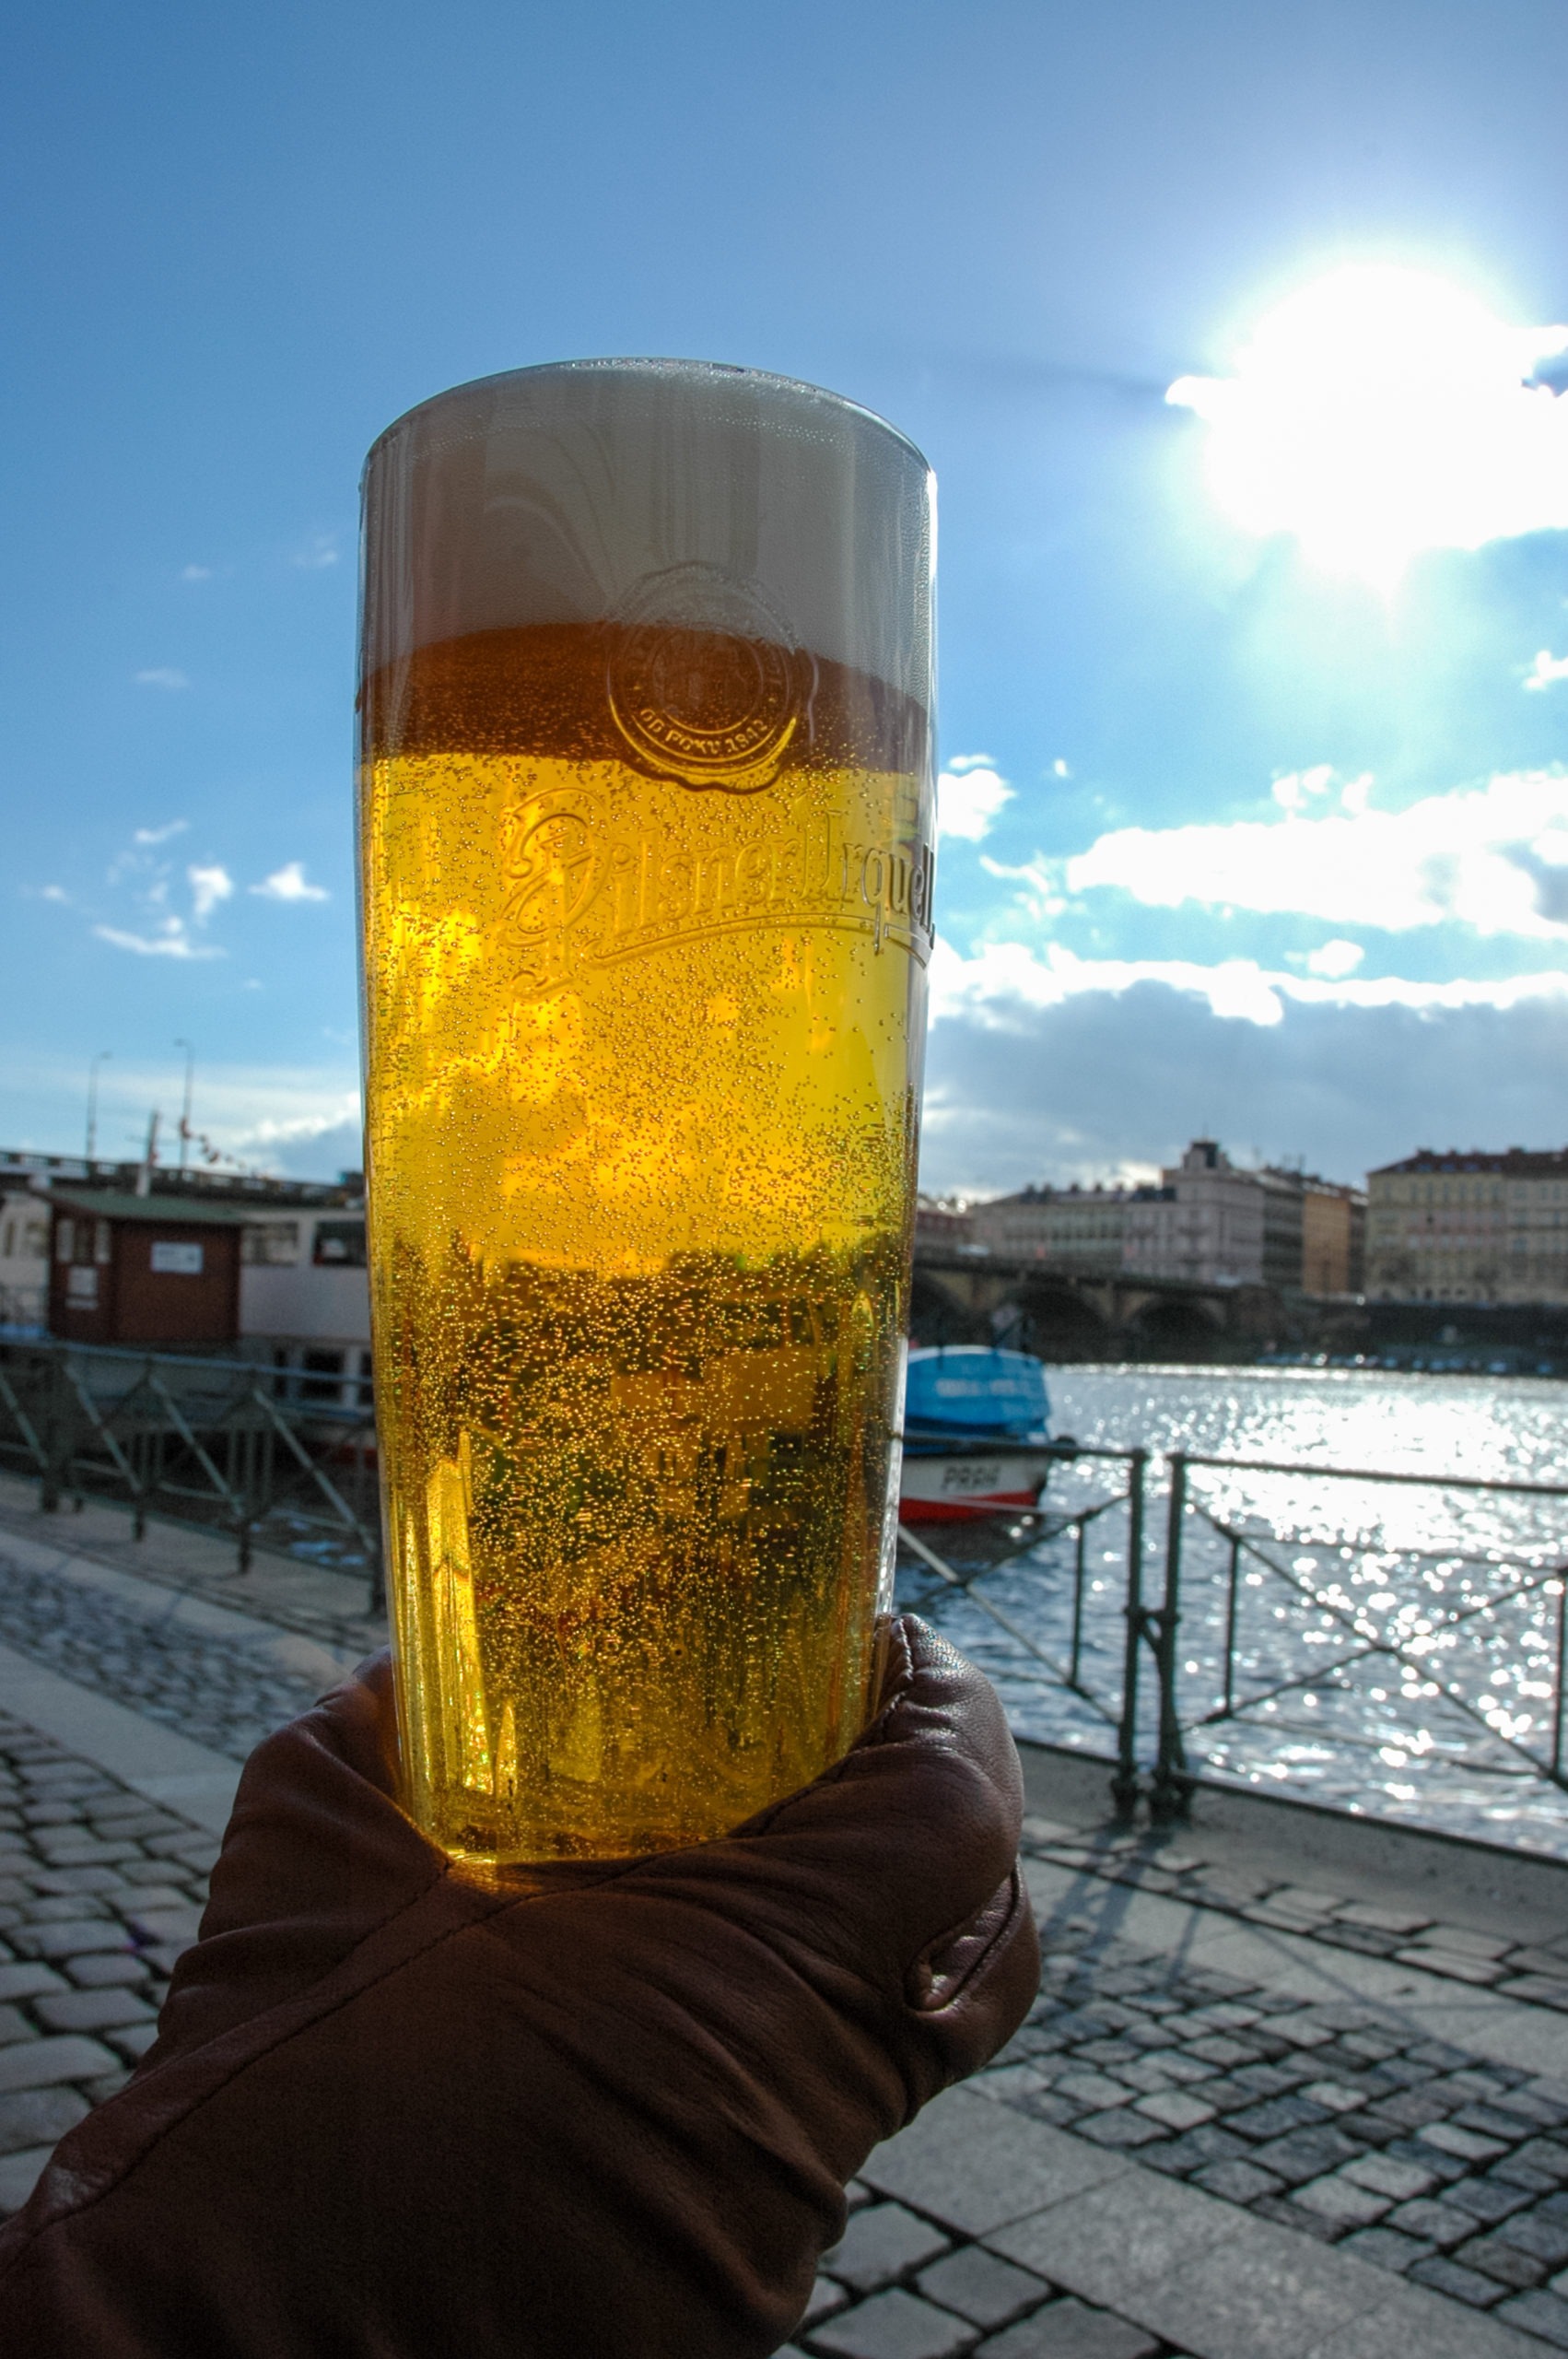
left=0, top=1340, right=383, bottom=1613
left=1148, top=1449, right=1568, bottom=1823
left=895, top=1442, right=1152, bottom=1815
left=895, top=1444, right=1568, bottom=1830
left=7, top=1333, right=1568, bottom=1837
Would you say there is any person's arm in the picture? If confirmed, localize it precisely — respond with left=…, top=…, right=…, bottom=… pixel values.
left=0, top=1615, right=1038, bottom=2358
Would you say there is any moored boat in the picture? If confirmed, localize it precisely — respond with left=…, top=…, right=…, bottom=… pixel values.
left=898, top=1345, right=1057, bottom=1523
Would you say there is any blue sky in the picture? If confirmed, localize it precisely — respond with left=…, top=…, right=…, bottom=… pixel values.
left=5, top=0, right=1566, bottom=1194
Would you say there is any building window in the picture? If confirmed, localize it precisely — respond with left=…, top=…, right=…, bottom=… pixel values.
left=313, top=1222, right=367, bottom=1268
left=243, top=1222, right=301, bottom=1267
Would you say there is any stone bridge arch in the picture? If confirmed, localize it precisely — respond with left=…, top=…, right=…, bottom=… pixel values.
left=1119, top=1291, right=1226, bottom=1360
left=1014, top=1275, right=1113, bottom=1362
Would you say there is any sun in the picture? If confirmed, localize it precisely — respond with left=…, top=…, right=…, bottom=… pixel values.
left=1167, top=264, right=1568, bottom=591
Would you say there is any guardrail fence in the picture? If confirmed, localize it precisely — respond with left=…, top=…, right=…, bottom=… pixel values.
left=895, top=1443, right=1153, bottom=1815
left=5, top=1339, right=1568, bottom=1831
left=0, top=1340, right=382, bottom=1613
left=1148, top=1450, right=1568, bottom=1825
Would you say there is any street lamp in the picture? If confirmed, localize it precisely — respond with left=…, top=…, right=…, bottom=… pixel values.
left=85, top=1051, right=112, bottom=1165
left=174, top=1039, right=194, bottom=1171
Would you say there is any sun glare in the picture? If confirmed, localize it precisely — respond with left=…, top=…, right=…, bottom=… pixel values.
left=1167, top=265, right=1568, bottom=590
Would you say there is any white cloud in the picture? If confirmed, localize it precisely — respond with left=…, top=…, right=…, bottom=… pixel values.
left=918, top=976, right=1568, bottom=1200
left=945, top=752, right=997, bottom=773
left=94, top=923, right=222, bottom=961
left=1053, top=766, right=1568, bottom=939
left=188, top=863, right=234, bottom=923
left=180, top=564, right=213, bottom=581
left=293, top=533, right=339, bottom=570
left=65, top=834, right=239, bottom=958
left=1526, top=649, right=1568, bottom=692
left=938, top=765, right=1014, bottom=843
left=1304, top=939, right=1364, bottom=980
left=928, top=935, right=1568, bottom=1034
left=251, top=861, right=329, bottom=903
left=4, top=1052, right=360, bottom=1179
left=135, top=668, right=191, bottom=690
left=39, top=885, right=70, bottom=905
left=1051, top=758, right=1071, bottom=779
left=1167, top=265, right=1568, bottom=588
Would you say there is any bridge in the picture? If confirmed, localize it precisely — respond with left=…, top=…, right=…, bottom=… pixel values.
left=910, top=1245, right=1334, bottom=1361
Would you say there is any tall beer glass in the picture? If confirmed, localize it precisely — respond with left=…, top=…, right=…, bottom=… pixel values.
left=358, top=360, right=934, bottom=1863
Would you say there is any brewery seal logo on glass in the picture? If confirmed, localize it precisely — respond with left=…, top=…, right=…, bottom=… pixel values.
left=605, top=560, right=805, bottom=790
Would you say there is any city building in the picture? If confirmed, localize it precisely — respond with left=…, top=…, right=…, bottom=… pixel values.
left=965, top=1182, right=1140, bottom=1271
left=963, top=1146, right=1363, bottom=1293
left=1366, top=1147, right=1568, bottom=1305
left=1302, top=1177, right=1367, bottom=1297
left=1258, top=1166, right=1306, bottom=1296
left=1124, top=1142, right=1270, bottom=1287
left=913, top=1196, right=975, bottom=1249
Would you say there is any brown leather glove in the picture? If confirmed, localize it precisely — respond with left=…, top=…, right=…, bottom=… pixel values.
left=0, top=1614, right=1038, bottom=2358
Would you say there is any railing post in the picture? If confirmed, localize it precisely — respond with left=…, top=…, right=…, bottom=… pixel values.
left=1554, top=1579, right=1567, bottom=1785
left=1111, top=1447, right=1147, bottom=1821
left=1223, top=1533, right=1241, bottom=1719
left=1069, top=1516, right=1087, bottom=1687
left=39, top=1350, right=69, bottom=1515
left=361, top=1435, right=386, bottom=1619
left=1151, top=1452, right=1193, bottom=1823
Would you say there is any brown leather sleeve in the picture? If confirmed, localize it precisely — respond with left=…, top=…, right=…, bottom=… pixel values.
left=0, top=1615, right=1039, bottom=2358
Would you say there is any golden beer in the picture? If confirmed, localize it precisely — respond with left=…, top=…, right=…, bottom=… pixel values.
left=359, top=366, right=934, bottom=1863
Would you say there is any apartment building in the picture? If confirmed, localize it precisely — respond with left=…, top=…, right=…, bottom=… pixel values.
left=966, top=1182, right=1140, bottom=1272
left=913, top=1196, right=975, bottom=1249
left=1366, top=1147, right=1568, bottom=1305
left=1124, top=1141, right=1283, bottom=1287
left=1302, top=1177, right=1367, bottom=1297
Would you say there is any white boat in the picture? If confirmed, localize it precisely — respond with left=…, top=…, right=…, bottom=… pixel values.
left=898, top=1440, right=1058, bottom=1522
left=898, top=1345, right=1056, bottom=1525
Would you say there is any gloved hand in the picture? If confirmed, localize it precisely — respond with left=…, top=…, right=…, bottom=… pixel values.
left=0, top=1614, right=1038, bottom=2358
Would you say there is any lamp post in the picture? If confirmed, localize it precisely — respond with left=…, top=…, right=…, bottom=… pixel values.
left=174, top=1039, right=194, bottom=1171
left=85, top=1050, right=112, bottom=1166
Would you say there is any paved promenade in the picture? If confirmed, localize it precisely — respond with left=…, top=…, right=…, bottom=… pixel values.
left=3, top=1488, right=1568, bottom=2353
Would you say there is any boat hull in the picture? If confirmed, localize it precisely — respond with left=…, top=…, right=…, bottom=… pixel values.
left=898, top=1444, right=1055, bottom=1523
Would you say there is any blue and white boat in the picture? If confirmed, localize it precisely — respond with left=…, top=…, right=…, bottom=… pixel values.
left=898, top=1345, right=1056, bottom=1522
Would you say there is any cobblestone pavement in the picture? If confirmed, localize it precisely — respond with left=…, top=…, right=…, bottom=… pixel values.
left=773, top=2170, right=1188, bottom=2359
left=779, top=1898, right=1568, bottom=2355
left=961, top=1916, right=1568, bottom=2349
left=0, top=1506, right=1561, bottom=2350
left=0, top=1707, right=216, bottom=2219
left=0, top=1473, right=386, bottom=1660
left=781, top=2178, right=1194, bottom=2357
left=0, top=1543, right=326, bottom=1760
left=1027, top=1821, right=1568, bottom=2011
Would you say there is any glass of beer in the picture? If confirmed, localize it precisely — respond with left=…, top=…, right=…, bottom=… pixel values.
left=358, top=360, right=934, bottom=1864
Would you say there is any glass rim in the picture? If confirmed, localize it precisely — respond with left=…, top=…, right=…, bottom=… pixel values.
left=362, top=356, right=932, bottom=481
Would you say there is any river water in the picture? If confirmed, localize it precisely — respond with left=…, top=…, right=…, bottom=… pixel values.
left=894, top=1366, right=1568, bottom=1854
